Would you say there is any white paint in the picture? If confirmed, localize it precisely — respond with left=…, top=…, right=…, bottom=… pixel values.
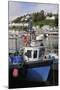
left=36, top=34, right=44, bottom=40
left=23, top=46, right=44, bottom=62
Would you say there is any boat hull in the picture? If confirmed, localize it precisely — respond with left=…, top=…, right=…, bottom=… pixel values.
left=9, top=60, right=58, bottom=88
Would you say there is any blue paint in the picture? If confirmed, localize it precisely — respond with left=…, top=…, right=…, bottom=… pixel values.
left=26, top=66, right=50, bottom=81
left=9, top=55, right=23, bottom=65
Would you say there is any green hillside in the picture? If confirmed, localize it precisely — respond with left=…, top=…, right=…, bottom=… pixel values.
left=11, top=10, right=58, bottom=28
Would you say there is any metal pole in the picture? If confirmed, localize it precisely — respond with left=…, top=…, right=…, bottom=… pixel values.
left=15, top=35, right=17, bottom=52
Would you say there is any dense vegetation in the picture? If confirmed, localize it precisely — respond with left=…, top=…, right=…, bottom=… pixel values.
left=11, top=10, right=58, bottom=29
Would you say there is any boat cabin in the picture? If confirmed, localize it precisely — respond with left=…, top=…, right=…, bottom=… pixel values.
left=23, top=43, right=45, bottom=62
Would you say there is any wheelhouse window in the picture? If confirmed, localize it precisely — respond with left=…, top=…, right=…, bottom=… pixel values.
left=25, top=50, right=32, bottom=58
left=39, top=49, right=42, bottom=58
left=33, top=50, right=37, bottom=58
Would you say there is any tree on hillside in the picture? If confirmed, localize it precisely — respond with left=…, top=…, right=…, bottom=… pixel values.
left=47, top=13, right=52, bottom=17
left=32, top=10, right=45, bottom=22
left=40, top=10, right=45, bottom=20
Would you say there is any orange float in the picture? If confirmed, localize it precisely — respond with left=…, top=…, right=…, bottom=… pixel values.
left=22, top=34, right=30, bottom=46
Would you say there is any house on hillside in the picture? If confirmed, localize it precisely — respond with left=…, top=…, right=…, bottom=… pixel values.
left=46, top=16, right=55, bottom=20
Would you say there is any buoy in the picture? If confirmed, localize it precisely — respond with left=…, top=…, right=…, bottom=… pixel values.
left=22, top=34, right=30, bottom=46
left=12, top=68, right=19, bottom=77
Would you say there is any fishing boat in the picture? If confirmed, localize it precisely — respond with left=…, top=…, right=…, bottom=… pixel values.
left=9, top=18, right=58, bottom=88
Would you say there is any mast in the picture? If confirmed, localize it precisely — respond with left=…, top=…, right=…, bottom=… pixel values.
left=28, top=16, right=36, bottom=44
left=28, top=16, right=32, bottom=43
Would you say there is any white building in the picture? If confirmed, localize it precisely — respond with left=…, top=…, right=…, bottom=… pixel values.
left=9, top=23, right=28, bottom=27
left=46, top=16, right=55, bottom=20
